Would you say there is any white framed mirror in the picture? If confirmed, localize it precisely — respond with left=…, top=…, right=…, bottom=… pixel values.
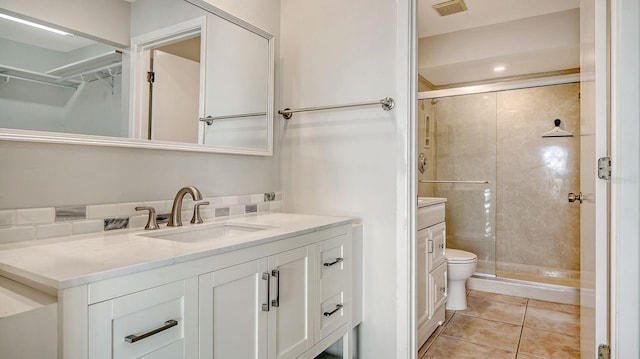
left=0, top=0, right=274, bottom=155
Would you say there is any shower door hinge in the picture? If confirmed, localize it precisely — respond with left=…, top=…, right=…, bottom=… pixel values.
left=598, top=157, right=611, bottom=180
left=598, top=344, right=610, bottom=359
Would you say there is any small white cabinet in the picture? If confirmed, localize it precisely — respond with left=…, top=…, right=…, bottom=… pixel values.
left=417, top=199, right=447, bottom=349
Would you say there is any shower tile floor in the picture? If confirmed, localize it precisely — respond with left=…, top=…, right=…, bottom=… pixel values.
left=419, top=290, right=580, bottom=359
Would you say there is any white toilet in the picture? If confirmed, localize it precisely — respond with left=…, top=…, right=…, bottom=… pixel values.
left=445, top=248, right=477, bottom=310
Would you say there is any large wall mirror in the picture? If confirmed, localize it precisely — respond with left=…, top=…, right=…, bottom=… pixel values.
left=0, top=0, right=274, bottom=155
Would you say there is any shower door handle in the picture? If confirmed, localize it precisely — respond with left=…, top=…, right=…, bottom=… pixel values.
left=568, top=192, right=583, bottom=204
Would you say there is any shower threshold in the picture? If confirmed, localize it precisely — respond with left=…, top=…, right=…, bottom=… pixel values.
left=469, top=273, right=579, bottom=305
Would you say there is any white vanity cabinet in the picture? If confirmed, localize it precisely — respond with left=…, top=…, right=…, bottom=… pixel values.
left=417, top=199, right=447, bottom=349
left=51, top=218, right=353, bottom=359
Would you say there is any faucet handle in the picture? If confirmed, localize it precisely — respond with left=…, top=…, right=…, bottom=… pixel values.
left=191, top=201, right=210, bottom=224
left=135, top=206, right=160, bottom=230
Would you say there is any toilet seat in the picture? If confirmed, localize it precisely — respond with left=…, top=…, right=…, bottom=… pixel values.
left=445, top=249, right=477, bottom=263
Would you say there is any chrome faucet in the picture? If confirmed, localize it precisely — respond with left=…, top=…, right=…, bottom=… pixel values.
left=168, top=186, right=203, bottom=227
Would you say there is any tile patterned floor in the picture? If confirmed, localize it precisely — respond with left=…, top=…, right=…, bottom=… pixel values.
left=419, top=290, right=581, bottom=359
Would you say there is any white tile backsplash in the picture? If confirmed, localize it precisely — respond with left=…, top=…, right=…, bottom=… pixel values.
left=0, top=191, right=281, bottom=243
left=0, top=210, right=16, bottom=227
left=129, top=214, right=149, bottom=229
left=117, top=202, right=143, bottom=217
left=36, top=223, right=72, bottom=240
left=251, top=194, right=265, bottom=204
left=72, top=220, right=104, bottom=235
left=229, top=205, right=245, bottom=216
left=142, top=200, right=170, bottom=214
left=16, top=208, right=55, bottom=225
left=86, top=204, right=119, bottom=219
left=221, top=196, right=239, bottom=206
left=0, top=227, right=36, bottom=243
left=269, top=201, right=282, bottom=211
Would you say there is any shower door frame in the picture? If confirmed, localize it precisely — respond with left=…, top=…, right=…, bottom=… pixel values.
left=417, top=73, right=580, bottom=101
left=418, top=73, right=581, bottom=280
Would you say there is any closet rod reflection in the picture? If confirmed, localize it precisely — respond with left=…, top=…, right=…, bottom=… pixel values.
left=419, top=180, right=489, bottom=184
left=278, top=97, right=395, bottom=119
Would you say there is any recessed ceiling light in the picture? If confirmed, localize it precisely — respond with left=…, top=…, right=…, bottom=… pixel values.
left=0, top=13, right=74, bottom=37
left=494, top=66, right=506, bottom=72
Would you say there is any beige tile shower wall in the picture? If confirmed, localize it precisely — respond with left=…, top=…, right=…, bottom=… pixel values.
left=433, top=93, right=497, bottom=271
left=496, top=83, right=580, bottom=275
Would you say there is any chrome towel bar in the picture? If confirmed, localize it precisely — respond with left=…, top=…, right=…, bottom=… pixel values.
left=278, top=97, right=395, bottom=120
left=199, top=112, right=267, bottom=125
left=419, top=180, right=489, bottom=184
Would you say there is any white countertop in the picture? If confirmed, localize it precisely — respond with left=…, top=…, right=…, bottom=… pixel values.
left=418, top=197, right=447, bottom=208
left=0, top=213, right=351, bottom=291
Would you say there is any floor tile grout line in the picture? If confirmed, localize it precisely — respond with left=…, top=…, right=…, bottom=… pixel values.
left=515, top=298, right=529, bottom=357
left=455, top=311, right=526, bottom=327
left=436, top=333, right=519, bottom=354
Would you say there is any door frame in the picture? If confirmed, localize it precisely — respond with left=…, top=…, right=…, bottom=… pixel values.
left=129, top=17, right=207, bottom=142
left=609, top=0, right=640, bottom=357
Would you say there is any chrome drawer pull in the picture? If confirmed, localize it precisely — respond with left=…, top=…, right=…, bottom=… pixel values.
left=271, top=269, right=280, bottom=308
left=261, top=272, right=271, bottom=312
left=125, top=319, right=178, bottom=343
left=323, top=257, right=343, bottom=267
left=323, top=304, right=343, bottom=317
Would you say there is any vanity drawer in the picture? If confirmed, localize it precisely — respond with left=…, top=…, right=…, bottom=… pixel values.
left=317, top=235, right=347, bottom=339
left=88, top=279, right=197, bottom=359
left=418, top=203, right=445, bottom=230
left=429, top=262, right=447, bottom=317
left=428, top=222, right=446, bottom=272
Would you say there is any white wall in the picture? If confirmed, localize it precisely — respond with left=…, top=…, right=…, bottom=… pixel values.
left=0, top=0, right=281, bottom=210
left=279, top=0, right=413, bottom=357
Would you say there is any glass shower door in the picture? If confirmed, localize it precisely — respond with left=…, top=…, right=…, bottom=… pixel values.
left=418, top=93, right=497, bottom=276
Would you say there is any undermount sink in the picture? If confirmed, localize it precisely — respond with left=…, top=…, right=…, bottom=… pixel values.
left=140, top=223, right=272, bottom=242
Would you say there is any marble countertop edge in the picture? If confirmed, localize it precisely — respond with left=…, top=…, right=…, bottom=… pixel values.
left=0, top=213, right=353, bottom=292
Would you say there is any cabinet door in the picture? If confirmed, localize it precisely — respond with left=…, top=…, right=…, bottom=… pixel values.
left=416, top=227, right=430, bottom=347
left=199, top=258, right=269, bottom=359
left=88, top=279, right=198, bottom=359
left=429, top=262, right=448, bottom=316
left=268, top=246, right=314, bottom=359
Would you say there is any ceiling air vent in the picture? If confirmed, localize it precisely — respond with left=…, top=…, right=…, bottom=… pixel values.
left=432, top=0, right=468, bottom=16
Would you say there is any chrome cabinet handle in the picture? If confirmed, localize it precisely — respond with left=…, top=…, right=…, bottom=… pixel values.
left=190, top=201, right=209, bottom=224
left=323, top=257, right=343, bottom=267
left=124, top=319, right=178, bottom=343
left=323, top=304, right=343, bottom=317
left=271, top=269, right=280, bottom=307
left=135, top=206, right=159, bottom=230
left=261, top=272, right=270, bottom=312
